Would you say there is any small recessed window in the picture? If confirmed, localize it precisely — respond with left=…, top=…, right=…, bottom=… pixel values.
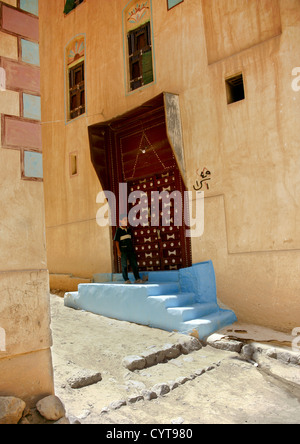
left=70, top=153, right=78, bottom=177
left=226, top=74, right=245, bottom=104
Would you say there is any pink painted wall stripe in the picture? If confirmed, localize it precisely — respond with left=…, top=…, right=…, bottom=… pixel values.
left=3, top=59, right=40, bottom=93
left=2, top=5, right=39, bottom=41
left=4, top=117, right=42, bottom=150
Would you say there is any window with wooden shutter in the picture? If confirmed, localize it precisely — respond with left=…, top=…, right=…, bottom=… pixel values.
left=68, top=61, right=85, bottom=120
left=128, top=22, right=154, bottom=91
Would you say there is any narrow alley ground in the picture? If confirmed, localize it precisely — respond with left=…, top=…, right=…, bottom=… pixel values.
left=50, top=294, right=300, bottom=425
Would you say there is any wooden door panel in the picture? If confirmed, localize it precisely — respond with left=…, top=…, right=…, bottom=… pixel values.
left=128, top=170, right=187, bottom=272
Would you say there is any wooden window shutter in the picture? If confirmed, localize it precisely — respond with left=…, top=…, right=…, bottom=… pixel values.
left=142, top=51, right=153, bottom=85
left=69, top=61, right=85, bottom=120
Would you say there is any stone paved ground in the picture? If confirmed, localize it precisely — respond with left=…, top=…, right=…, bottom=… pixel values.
left=50, top=294, right=300, bottom=425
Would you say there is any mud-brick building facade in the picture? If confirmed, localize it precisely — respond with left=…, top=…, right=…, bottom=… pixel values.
left=40, top=0, right=300, bottom=333
left=0, top=0, right=53, bottom=404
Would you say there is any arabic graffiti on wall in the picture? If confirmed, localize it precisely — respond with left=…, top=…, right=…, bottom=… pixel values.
left=193, top=168, right=211, bottom=191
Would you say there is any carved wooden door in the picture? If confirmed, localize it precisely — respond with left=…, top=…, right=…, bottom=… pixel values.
left=127, top=169, right=189, bottom=271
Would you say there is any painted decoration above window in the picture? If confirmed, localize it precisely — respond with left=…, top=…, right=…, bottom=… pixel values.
left=67, top=36, right=85, bottom=66
left=167, top=0, right=184, bottom=10
left=126, top=1, right=151, bottom=32
left=128, top=2, right=150, bottom=24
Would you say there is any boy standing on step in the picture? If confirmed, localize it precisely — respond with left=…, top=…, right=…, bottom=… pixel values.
left=114, top=214, right=143, bottom=284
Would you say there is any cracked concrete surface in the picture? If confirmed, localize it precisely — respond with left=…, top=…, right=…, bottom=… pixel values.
left=50, top=294, right=300, bottom=424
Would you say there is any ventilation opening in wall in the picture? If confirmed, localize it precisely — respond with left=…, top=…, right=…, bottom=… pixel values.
left=70, top=152, right=78, bottom=177
left=226, top=73, right=245, bottom=104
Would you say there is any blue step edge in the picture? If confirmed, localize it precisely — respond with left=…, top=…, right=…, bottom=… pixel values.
left=65, top=261, right=237, bottom=340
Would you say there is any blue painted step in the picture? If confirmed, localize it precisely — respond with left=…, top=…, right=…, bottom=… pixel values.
left=167, top=303, right=220, bottom=322
left=181, top=310, right=238, bottom=338
left=148, top=292, right=196, bottom=308
left=143, top=282, right=180, bottom=296
left=65, top=261, right=237, bottom=340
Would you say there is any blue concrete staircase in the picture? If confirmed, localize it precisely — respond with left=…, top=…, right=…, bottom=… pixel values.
left=64, top=261, right=237, bottom=340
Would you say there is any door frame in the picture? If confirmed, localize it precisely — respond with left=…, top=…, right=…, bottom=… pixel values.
left=88, top=93, right=191, bottom=273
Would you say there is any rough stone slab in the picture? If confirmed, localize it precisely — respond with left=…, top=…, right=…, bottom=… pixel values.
left=122, top=355, right=146, bottom=371
left=168, top=380, right=179, bottom=390
left=175, top=376, right=190, bottom=385
left=152, top=383, right=170, bottom=397
left=162, top=343, right=181, bottom=359
left=206, top=333, right=243, bottom=353
left=178, top=336, right=202, bottom=354
left=127, top=395, right=144, bottom=404
left=241, top=344, right=256, bottom=360
left=67, top=369, right=102, bottom=389
left=141, top=389, right=158, bottom=401
left=108, top=399, right=127, bottom=410
left=141, top=349, right=159, bottom=367
left=123, top=337, right=202, bottom=371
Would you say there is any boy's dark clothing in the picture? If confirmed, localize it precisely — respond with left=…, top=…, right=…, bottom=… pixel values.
left=114, top=226, right=134, bottom=252
left=114, top=227, right=141, bottom=281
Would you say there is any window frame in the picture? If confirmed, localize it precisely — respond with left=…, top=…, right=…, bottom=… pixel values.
left=68, top=59, right=86, bottom=120
left=127, top=21, right=154, bottom=92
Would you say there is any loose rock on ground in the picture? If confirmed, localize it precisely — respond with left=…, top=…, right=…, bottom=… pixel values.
left=0, top=394, right=70, bottom=425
